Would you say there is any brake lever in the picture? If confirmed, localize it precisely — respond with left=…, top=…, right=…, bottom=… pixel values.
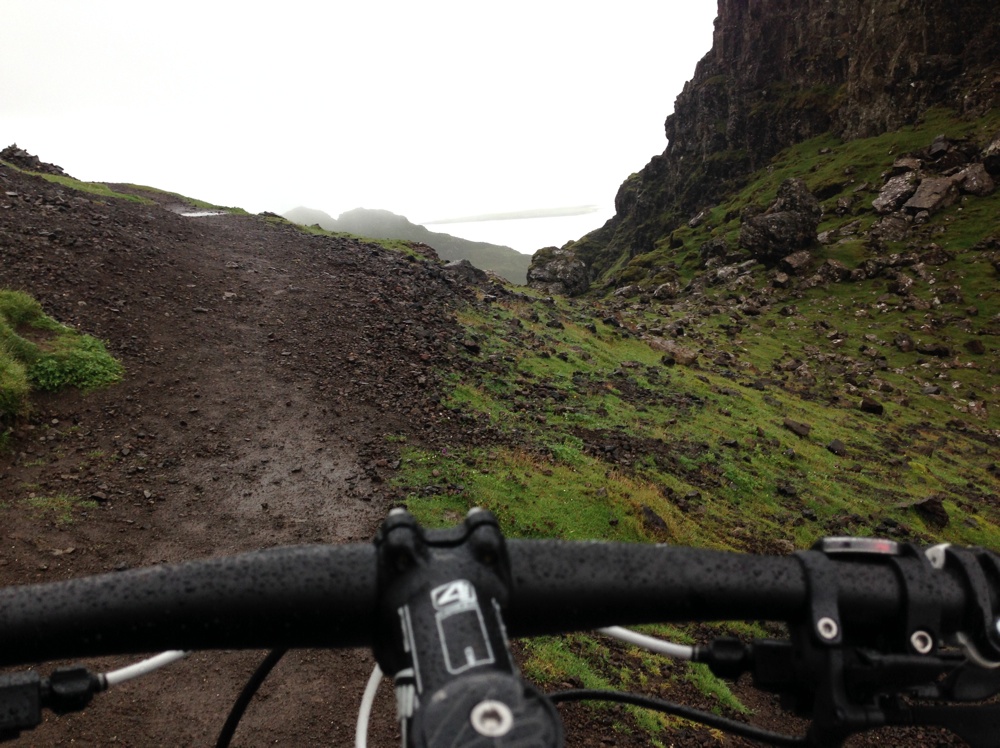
left=0, top=667, right=102, bottom=741
left=939, top=660, right=1000, bottom=701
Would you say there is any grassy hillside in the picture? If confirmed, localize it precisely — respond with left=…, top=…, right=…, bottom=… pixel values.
left=397, top=290, right=998, bottom=549
left=388, top=276, right=996, bottom=733
left=402, top=106, right=1000, bottom=550
left=390, top=108, right=1000, bottom=736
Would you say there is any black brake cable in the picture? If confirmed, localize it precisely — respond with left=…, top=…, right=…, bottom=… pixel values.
left=548, top=689, right=806, bottom=746
left=216, top=649, right=288, bottom=748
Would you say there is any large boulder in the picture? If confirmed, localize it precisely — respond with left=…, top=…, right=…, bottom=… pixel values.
left=647, top=337, right=699, bottom=366
left=872, top=172, right=918, bottom=213
left=527, top=247, right=590, bottom=296
left=442, top=259, right=489, bottom=286
left=954, top=163, right=996, bottom=197
left=699, top=236, right=730, bottom=266
left=903, top=176, right=960, bottom=214
left=779, top=250, right=814, bottom=275
left=870, top=212, right=913, bottom=243
left=739, top=178, right=822, bottom=264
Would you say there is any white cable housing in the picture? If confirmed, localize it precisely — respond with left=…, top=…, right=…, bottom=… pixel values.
left=598, top=626, right=695, bottom=660
left=355, top=663, right=383, bottom=748
left=102, top=650, right=190, bottom=687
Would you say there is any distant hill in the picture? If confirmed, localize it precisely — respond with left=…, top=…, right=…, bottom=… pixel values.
left=283, top=206, right=530, bottom=284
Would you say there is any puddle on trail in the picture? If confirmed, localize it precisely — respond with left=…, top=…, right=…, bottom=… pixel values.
left=180, top=210, right=226, bottom=217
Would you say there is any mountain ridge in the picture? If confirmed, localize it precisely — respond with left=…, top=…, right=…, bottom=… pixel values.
left=284, top=205, right=530, bottom=284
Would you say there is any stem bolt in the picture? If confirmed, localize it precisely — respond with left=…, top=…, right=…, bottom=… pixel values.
left=817, top=617, right=839, bottom=641
left=470, top=699, right=514, bottom=737
left=910, top=630, right=934, bottom=654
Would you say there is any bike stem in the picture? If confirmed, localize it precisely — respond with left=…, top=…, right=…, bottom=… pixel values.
left=373, top=508, right=563, bottom=748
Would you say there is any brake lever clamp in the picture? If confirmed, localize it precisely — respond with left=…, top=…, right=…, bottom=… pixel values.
left=756, top=540, right=953, bottom=745
left=757, top=539, right=1000, bottom=747
left=373, top=508, right=563, bottom=748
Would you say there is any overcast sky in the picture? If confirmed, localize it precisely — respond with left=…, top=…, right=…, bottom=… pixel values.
left=1, top=2, right=716, bottom=254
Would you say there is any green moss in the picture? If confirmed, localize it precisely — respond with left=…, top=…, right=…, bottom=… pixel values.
left=0, top=354, right=29, bottom=421
left=0, top=163, right=154, bottom=204
left=123, top=184, right=248, bottom=213
left=36, top=174, right=153, bottom=203
left=28, top=334, right=124, bottom=391
left=0, top=291, right=123, bottom=424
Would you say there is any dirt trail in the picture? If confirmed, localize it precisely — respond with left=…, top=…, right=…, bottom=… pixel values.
left=0, top=166, right=472, bottom=745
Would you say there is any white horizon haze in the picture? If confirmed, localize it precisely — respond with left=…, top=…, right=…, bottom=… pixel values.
left=1, top=1, right=717, bottom=254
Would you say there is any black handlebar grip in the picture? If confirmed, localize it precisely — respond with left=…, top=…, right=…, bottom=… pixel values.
left=503, top=541, right=968, bottom=636
left=0, top=545, right=377, bottom=667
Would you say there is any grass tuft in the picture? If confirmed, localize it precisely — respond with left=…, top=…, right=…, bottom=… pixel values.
left=23, top=494, right=97, bottom=525
left=0, top=290, right=124, bottom=427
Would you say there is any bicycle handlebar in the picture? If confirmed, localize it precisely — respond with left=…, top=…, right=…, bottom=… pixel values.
left=1, top=509, right=999, bottom=747
left=0, top=538, right=971, bottom=666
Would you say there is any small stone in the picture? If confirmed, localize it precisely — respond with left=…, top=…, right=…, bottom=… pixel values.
left=912, top=495, right=949, bottom=528
left=860, top=397, right=884, bottom=415
left=777, top=482, right=799, bottom=497
left=916, top=342, right=951, bottom=357
left=964, top=339, right=985, bottom=355
left=774, top=539, right=795, bottom=554
left=827, top=439, right=847, bottom=456
left=783, top=418, right=811, bottom=437
left=641, top=505, right=670, bottom=535
left=894, top=334, right=915, bottom=352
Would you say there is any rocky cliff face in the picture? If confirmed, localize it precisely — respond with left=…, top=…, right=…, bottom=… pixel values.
left=532, top=0, right=999, bottom=293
